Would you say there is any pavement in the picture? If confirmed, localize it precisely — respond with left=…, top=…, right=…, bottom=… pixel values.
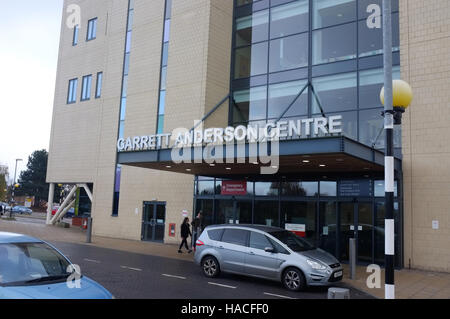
left=1, top=215, right=450, bottom=299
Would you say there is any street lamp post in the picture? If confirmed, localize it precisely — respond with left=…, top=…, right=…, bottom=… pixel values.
left=380, top=0, right=413, bottom=297
left=10, top=158, right=23, bottom=216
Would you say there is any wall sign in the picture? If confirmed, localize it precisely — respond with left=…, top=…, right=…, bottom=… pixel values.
left=221, top=181, right=247, bottom=196
left=339, top=180, right=373, bottom=197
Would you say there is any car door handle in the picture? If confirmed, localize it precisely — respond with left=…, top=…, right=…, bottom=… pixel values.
left=248, top=251, right=255, bottom=255
left=218, top=246, right=224, bottom=249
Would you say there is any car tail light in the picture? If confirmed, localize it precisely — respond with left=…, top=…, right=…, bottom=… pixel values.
left=196, top=240, right=205, bottom=247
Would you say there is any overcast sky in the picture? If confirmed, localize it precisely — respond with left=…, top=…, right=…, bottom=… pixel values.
left=0, top=0, right=63, bottom=183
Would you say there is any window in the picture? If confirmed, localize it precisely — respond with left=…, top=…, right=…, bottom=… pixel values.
left=281, top=181, right=318, bottom=197
left=269, top=33, right=309, bottom=73
left=320, top=181, right=337, bottom=197
left=235, top=10, right=269, bottom=47
left=359, top=67, right=400, bottom=109
left=249, top=232, right=273, bottom=251
left=312, top=22, right=357, bottom=65
left=270, top=0, right=309, bottom=39
left=81, top=75, right=92, bottom=101
left=221, top=229, right=249, bottom=246
left=95, top=72, right=103, bottom=98
left=312, top=72, right=357, bottom=113
left=234, top=42, right=268, bottom=79
left=313, top=0, right=356, bottom=29
left=233, top=86, right=267, bottom=123
left=72, top=25, right=79, bottom=46
left=268, top=79, right=308, bottom=118
left=87, top=18, right=97, bottom=41
left=67, top=78, right=78, bottom=104
left=358, top=13, right=399, bottom=58
left=208, top=229, right=224, bottom=241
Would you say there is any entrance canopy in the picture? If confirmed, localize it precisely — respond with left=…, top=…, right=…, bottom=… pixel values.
left=118, top=136, right=401, bottom=177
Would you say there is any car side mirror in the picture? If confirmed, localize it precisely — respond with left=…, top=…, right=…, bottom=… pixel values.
left=265, top=247, right=275, bottom=253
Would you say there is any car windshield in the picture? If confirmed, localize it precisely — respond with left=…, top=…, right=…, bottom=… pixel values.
left=269, top=231, right=315, bottom=252
left=0, top=243, right=73, bottom=286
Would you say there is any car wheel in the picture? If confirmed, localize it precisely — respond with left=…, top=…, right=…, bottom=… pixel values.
left=282, top=267, right=306, bottom=292
left=201, top=256, right=220, bottom=278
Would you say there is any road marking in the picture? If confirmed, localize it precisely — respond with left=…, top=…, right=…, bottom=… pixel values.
left=263, top=292, right=296, bottom=299
left=120, top=266, right=143, bottom=272
left=162, top=274, right=187, bottom=280
left=208, top=282, right=237, bottom=289
left=84, top=258, right=101, bottom=264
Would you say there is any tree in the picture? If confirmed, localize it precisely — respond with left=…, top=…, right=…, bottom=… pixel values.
left=0, top=165, right=7, bottom=202
left=16, top=150, right=49, bottom=206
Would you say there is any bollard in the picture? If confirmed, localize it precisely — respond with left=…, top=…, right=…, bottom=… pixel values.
left=349, top=238, right=356, bottom=280
left=86, top=217, right=93, bottom=243
left=328, top=287, right=350, bottom=299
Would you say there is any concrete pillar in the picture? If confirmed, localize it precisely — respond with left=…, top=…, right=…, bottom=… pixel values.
left=46, top=183, right=55, bottom=225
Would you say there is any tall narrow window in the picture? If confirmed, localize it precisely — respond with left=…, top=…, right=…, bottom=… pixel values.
left=72, top=25, right=79, bottom=46
left=87, top=18, right=97, bottom=41
left=156, top=0, right=172, bottom=134
left=81, top=75, right=92, bottom=101
left=113, top=0, right=134, bottom=217
left=95, top=72, right=103, bottom=98
left=67, top=78, right=78, bottom=104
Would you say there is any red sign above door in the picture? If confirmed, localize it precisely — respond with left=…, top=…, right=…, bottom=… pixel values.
left=221, top=181, right=247, bottom=196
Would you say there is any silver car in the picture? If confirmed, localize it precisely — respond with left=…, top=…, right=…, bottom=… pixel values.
left=194, top=224, right=343, bottom=292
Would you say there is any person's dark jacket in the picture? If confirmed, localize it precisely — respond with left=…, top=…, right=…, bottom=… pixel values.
left=181, top=222, right=192, bottom=239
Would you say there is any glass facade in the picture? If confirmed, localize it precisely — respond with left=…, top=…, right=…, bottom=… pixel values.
left=156, top=0, right=172, bottom=134
left=113, top=0, right=134, bottom=216
left=232, top=0, right=400, bottom=150
left=194, top=176, right=402, bottom=266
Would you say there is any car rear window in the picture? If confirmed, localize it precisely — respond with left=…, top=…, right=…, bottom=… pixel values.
left=207, top=229, right=224, bottom=241
left=221, top=229, right=249, bottom=246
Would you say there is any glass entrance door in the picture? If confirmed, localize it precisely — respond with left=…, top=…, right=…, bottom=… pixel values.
left=338, top=202, right=374, bottom=264
left=142, top=202, right=166, bottom=242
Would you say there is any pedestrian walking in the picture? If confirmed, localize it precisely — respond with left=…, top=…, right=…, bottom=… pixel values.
left=178, top=217, right=192, bottom=254
left=192, top=212, right=203, bottom=250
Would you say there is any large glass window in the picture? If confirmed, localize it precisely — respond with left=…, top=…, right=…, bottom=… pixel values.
left=254, top=201, right=279, bottom=227
left=234, top=42, right=268, bottom=79
left=312, top=72, right=357, bottom=113
left=358, top=13, right=399, bottom=58
left=329, top=111, right=358, bottom=140
left=236, top=10, right=269, bottom=46
left=319, top=202, right=337, bottom=256
left=270, top=0, right=309, bottom=39
left=255, top=182, right=279, bottom=196
left=359, top=66, right=400, bottom=109
left=268, top=80, right=308, bottom=118
left=312, top=0, right=356, bottom=29
left=281, top=201, right=317, bottom=243
left=269, top=33, right=308, bottom=73
left=281, top=181, right=318, bottom=197
left=233, top=86, right=267, bottom=123
left=312, top=22, right=357, bottom=65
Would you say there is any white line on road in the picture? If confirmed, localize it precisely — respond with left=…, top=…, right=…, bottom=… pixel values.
left=208, top=282, right=237, bottom=289
left=120, top=266, right=143, bottom=272
left=263, top=292, right=296, bottom=299
left=84, top=258, right=101, bottom=264
left=162, top=274, right=187, bottom=280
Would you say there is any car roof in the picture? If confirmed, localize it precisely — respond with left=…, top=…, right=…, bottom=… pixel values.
left=206, top=224, right=284, bottom=233
left=0, top=232, right=43, bottom=244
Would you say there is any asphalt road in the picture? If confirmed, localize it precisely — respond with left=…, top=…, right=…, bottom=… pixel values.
left=50, top=241, right=374, bottom=300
